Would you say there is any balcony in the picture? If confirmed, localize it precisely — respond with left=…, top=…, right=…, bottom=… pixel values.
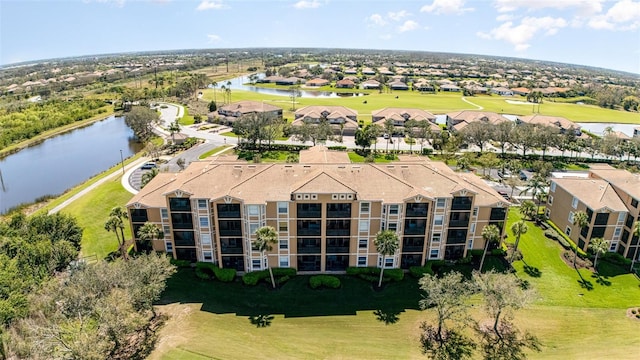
left=406, top=203, right=428, bottom=217
left=298, top=239, right=321, bottom=254
left=451, top=196, right=472, bottom=210
left=326, top=238, right=350, bottom=253
left=297, top=220, right=321, bottom=236
left=218, top=220, right=242, bottom=236
left=326, top=203, right=352, bottom=218
left=217, top=204, right=241, bottom=218
left=130, top=209, right=148, bottom=223
left=326, top=220, right=351, bottom=236
left=402, top=237, right=425, bottom=252
left=297, top=204, right=322, bottom=218
left=404, top=219, right=426, bottom=235
left=220, top=238, right=243, bottom=254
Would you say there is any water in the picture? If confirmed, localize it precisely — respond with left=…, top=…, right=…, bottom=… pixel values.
left=215, top=74, right=367, bottom=98
left=0, top=115, right=142, bottom=213
left=576, top=123, right=638, bottom=137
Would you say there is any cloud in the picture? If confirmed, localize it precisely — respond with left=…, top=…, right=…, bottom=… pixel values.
left=477, top=16, right=568, bottom=51
left=588, top=0, right=640, bottom=30
left=83, top=0, right=126, bottom=7
left=293, top=0, right=323, bottom=9
left=196, top=0, right=225, bottom=11
left=207, top=34, right=221, bottom=43
left=420, top=0, right=473, bottom=15
left=496, top=14, right=513, bottom=22
left=398, top=20, right=420, bottom=32
left=380, top=34, right=392, bottom=40
left=493, top=0, right=605, bottom=15
left=388, top=10, right=410, bottom=21
left=367, top=13, right=387, bottom=26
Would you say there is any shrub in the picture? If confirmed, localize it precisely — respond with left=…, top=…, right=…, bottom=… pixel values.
left=491, top=248, right=507, bottom=256
left=410, top=265, right=433, bottom=278
left=469, top=249, right=485, bottom=257
left=309, top=275, right=341, bottom=289
left=384, top=269, right=404, bottom=282
left=277, top=275, right=291, bottom=285
left=213, top=267, right=236, bottom=282
left=603, top=252, right=632, bottom=266
left=547, top=221, right=588, bottom=258
left=346, top=267, right=403, bottom=282
left=457, top=255, right=473, bottom=264
left=195, top=267, right=211, bottom=280
left=170, top=258, right=191, bottom=268
left=242, top=268, right=296, bottom=286
left=272, top=267, right=297, bottom=277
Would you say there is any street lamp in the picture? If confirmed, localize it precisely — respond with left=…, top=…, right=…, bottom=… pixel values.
left=120, top=149, right=125, bottom=175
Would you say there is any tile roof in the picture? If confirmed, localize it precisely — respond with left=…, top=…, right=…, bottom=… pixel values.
left=552, top=178, right=628, bottom=212
left=589, top=164, right=640, bottom=200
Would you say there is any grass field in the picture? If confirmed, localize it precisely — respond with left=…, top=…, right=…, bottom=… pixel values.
left=149, top=207, right=640, bottom=359
left=201, top=88, right=640, bottom=125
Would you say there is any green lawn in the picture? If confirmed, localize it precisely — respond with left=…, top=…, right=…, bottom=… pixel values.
left=347, top=151, right=397, bottom=163
left=198, top=145, right=233, bottom=159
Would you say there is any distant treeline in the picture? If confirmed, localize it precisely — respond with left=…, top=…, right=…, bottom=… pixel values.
left=0, top=99, right=109, bottom=150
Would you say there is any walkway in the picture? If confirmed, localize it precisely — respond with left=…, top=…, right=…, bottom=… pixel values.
left=461, top=97, right=483, bottom=110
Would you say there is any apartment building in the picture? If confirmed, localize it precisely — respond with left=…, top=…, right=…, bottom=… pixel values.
left=126, top=147, right=508, bottom=273
left=547, top=164, right=640, bottom=260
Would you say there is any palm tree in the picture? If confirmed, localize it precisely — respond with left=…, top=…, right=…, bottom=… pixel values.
left=104, top=215, right=127, bottom=259
left=211, top=81, right=217, bottom=104
left=479, top=224, right=500, bottom=272
left=510, top=220, right=528, bottom=263
left=573, top=211, right=589, bottom=267
left=253, top=226, right=278, bottom=288
left=168, top=120, right=181, bottom=144
left=383, top=119, right=395, bottom=153
left=226, top=80, right=232, bottom=103
left=535, top=190, right=547, bottom=216
left=519, top=200, right=537, bottom=221
left=374, top=230, right=399, bottom=287
left=141, top=167, right=159, bottom=188
left=520, top=175, right=548, bottom=201
left=589, top=237, right=609, bottom=272
left=137, top=222, right=163, bottom=253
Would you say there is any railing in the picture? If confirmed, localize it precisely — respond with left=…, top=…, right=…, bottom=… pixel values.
left=326, top=228, right=350, bottom=236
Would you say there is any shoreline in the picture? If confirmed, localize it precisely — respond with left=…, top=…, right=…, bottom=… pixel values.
left=0, top=106, right=116, bottom=159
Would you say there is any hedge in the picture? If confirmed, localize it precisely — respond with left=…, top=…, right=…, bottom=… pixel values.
left=213, top=267, right=236, bottom=282
left=195, top=267, right=211, bottom=280
left=309, top=275, right=341, bottom=289
left=170, top=258, right=191, bottom=268
left=242, top=267, right=297, bottom=286
left=546, top=221, right=588, bottom=257
left=346, top=267, right=404, bottom=282
left=409, top=260, right=445, bottom=278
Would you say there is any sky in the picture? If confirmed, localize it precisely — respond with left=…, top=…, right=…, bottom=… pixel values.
left=1, top=0, right=639, bottom=74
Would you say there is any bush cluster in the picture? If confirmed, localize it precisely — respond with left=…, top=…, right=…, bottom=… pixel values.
left=237, top=143, right=309, bottom=152
left=309, top=275, right=341, bottom=289
left=327, top=146, right=347, bottom=151
left=545, top=222, right=588, bottom=258
left=346, top=267, right=404, bottom=282
left=242, top=268, right=297, bottom=286
left=409, top=260, right=445, bottom=278
left=170, top=258, right=191, bottom=268
left=603, top=252, right=632, bottom=266
left=194, top=262, right=237, bottom=282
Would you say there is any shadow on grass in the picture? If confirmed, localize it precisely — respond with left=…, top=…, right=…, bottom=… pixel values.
left=522, top=260, right=542, bottom=278
left=249, top=314, right=274, bottom=328
left=576, top=270, right=594, bottom=291
left=157, top=269, right=421, bottom=318
left=591, top=273, right=612, bottom=286
left=373, top=308, right=401, bottom=325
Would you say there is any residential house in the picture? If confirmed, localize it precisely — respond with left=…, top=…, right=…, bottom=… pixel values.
left=372, top=108, right=440, bottom=136
left=210, top=100, right=283, bottom=124
left=491, top=87, right=514, bottom=96
left=305, top=78, right=329, bottom=87
left=126, top=147, right=509, bottom=271
left=336, top=79, right=356, bottom=89
left=547, top=164, right=640, bottom=261
left=440, top=84, right=461, bottom=92
left=511, top=87, right=530, bottom=96
left=464, top=84, right=488, bottom=94
left=361, top=79, right=381, bottom=90
left=389, top=81, right=409, bottom=91
left=516, top=114, right=581, bottom=135
left=446, top=111, right=510, bottom=132
left=292, top=106, right=359, bottom=136
left=362, top=68, right=376, bottom=75
left=275, top=77, right=304, bottom=86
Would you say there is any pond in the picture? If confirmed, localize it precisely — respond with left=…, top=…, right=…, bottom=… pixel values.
left=0, top=115, right=142, bottom=214
left=214, top=74, right=368, bottom=98
left=576, top=123, right=638, bottom=137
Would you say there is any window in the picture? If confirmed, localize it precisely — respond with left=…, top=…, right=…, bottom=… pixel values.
left=163, top=225, right=170, bottom=238
left=470, top=223, right=476, bottom=234
left=201, top=233, right=211, bottom=245
left=432, top=233, right=441, bottom=243
left=165, top=241, right=173, bottom=252
left=436, top=198, right=446, bottom=208
left=609, top=241, right=618, bottom=252
left=434, top=215, right=444, bottom=226
left=550, top=182, right=556, bottom=192
left=632, top=198, right=639, bottom=208
left=278, top=202, right=288, bottom=214
left=389, top=205, right=399, bottom=215
left=359, top=238, right=368, bottom=248
left=169, top=198, right=191, bottom=212
left=388, top=222, right=398, bottom=232
left=248, top=205, right=259, bottom=216
left=278, top=222, right=288, bottom=232
left=160, top=208, right=169, bottom=220
left=279, top=240, right=288, bottom=249
left=467, top=239, right=473, bottom=249
left=429, top=249, right=439, bottom=259
left=614, top=227, right=622, bottom=237
left=545, top=208, right=551, bottom=218
left=565, top=226, right=572, bottom=236
left=384, top=257, right=394, bottom=268
left=572, top=197, right=578, bottom=209
left=360, top=202, right=370, bottom=214
left=199, top=216, right=209, bottom=227
left=198, top=199, right=208, bottom=209
left=249, top=223, right=259, bottom=234
left=203, top=251, right=213, bottom=261
left=548, top=195, right=554, bottom=205
left=279, top=256, right=289, bottom=268
left=472, top=207, right=478, bottom=217
left=252, top=259, right=261, bottom=270
left=358, top=256, right=367, bottom=267
left=568, top=212, right=575, bottom=224
left=617, top=212, right=626, bottom=223
left=359, top=220, right=370, bottom=232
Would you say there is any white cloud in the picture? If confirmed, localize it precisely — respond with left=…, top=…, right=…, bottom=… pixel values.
left=493, top=0, right=605, bottom=15
left=207, top=34, right=221, bottom=43
left=397, top=20, right=420, bottom=33
left=196, top=0, right=225, bottom=11
left=420, top=0, right=473, bottom=15
left=388, top=10, right=410, bottom=21
left=496, top=14, right=513, bottom=22
left=477, top=16, right=568, bottom=51
left=367, top=13, right=387, bottom=26
left=587, top=0, right=640, bottom=30
left=293, top=0, right=323, bottom=9
left=83, top=0, right=126, bottom=7
left=380, top=34, right=392, bottom=40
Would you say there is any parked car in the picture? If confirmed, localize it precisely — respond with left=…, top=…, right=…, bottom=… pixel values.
left=141, top=162, right=157, bottom=170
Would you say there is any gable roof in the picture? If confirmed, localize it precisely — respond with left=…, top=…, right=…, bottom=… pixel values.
left=553, top=178, right=627, bottom=212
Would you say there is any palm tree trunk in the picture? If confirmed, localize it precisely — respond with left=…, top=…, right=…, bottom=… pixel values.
left=378, top=267, right=385, bottom=288
left=479, top=238, right=491, bottom=272
left=593, top=253, right=599, bottom=272
left=269, top=266, right=276, bottom=289
left=510, top=235, right=521, bottom=264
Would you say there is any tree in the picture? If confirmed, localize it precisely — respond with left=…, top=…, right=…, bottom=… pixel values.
left=510, top=221, right=528, bottom=263
left=461, top=121, right=493, bottom=152
left=519, top=200, right=536, bottom=221
left=505, top=176, right=522, bottom=199
left=572, top=211, right=589, bottom=267
left=415, top=121, right=433, bottom=152
left=479, top=224, right=500, bottom=272
left=253, top=226, right=278, bottom=288
left=289, top=84, right=301, bottom=111
left=418, top=271, right=476, bottom=360
left=176, top=157, right=186, bottom=170
left=589, top=237, right=609, bottom=271
left=140, top=167, right=159, bottom=188
left=493, top=121, right=515, bottom=156
left=124, top=106, right=160, bottom=142
left=168, top=120, right=180, bottom=144
left=520, top=175, right=548, bottom=202
left=136, top=222, right=163, bottom=253
left=512, top=124, right=537, bottom=156
left=383, top=119, right=395, bottom=152
left=208, top=100, right=217, bottom=112
left=108, top=207, right=129, bottom=259
left=473, top=271, right=540, bottom=360
left=292, top=120, right=334, bottom=146
left=374, top=230, right=399, bottom=287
